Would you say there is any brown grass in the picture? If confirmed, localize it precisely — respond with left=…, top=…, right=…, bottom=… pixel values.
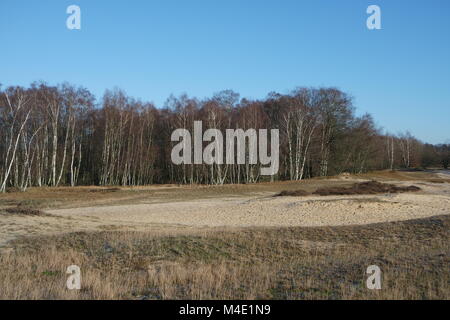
left=1, top=215, right=448, bottom=300
left=2, top=207, right=45, bottom=216
left=87, top=188, right=122, bottom=193
left=426, top=179, right=448, bottom=184
left=313, top=181, right=421, bottom=196
left=357, top=169, right=445, bottom=182
left=276, top=180, right=421, bottom=197
left=275, top=189, right=310, bottom=197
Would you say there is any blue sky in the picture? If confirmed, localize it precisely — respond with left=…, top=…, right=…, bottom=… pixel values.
left=0, top=0, right=449, bottom=144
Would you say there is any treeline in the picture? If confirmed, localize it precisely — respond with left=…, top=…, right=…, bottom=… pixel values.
left=0, top=82, right=448, bottom=191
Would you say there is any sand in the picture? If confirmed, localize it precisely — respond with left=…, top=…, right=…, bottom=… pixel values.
left=49, top=187, right=450, bottom=228
left=1, top=179, right=449, bottom=247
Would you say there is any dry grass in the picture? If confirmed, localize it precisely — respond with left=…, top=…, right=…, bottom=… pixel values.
left=357, top=169, right=442, bottom=181
left=1, top=215, right=448, bottom=300
left=1, top=207, right=45, bottom=216
left=312, top=181, right=421, bottom=196
left=426, top=179, right=449, bottom=184
left=87, top=188, right=122, bottom=193
left=275, top=181, right=422, bottom=197
left=275, top=190, right=310, bottom=197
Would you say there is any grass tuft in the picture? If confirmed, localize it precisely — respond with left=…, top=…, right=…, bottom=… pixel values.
left=275, top=190, right=310, bottom=197
left=3, top=207, right=45, bottom=216
left=313, top=181, right=421, bottom=196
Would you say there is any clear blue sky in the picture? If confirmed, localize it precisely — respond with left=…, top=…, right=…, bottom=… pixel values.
left=1, top=0, right=449, bottom=144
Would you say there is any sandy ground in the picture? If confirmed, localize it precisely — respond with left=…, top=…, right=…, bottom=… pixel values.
left=49, top=181, right=450, bottom=228
left=1, top=177, right=450, bottom=247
